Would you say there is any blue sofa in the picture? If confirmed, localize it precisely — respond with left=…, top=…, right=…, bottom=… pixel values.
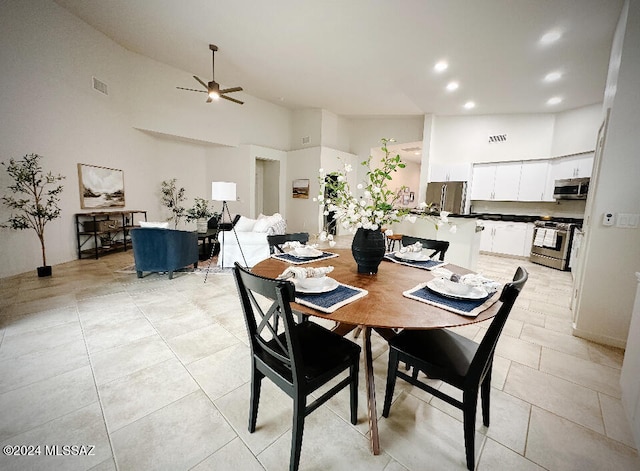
left=130, top=227, right=198, bottom=279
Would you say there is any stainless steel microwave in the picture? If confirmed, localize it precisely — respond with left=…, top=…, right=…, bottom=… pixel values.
left=553, top=177, right=590, bottom=200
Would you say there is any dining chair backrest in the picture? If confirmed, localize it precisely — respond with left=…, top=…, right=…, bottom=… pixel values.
left=267, top=232, right=310, bottom=254
left=401, top=235, right=450, bottom=261
left=466, top=266, right=528, bottom=387
left=233, top=263, right=303, bottom=383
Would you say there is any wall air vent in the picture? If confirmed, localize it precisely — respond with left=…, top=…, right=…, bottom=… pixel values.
left=488, top=134, right=507, bottom=143
left=302, top=136, right=310, bottom=144
left=401, top=147, right=421, bottom=153
left=92, top=77, right=108, bottom=95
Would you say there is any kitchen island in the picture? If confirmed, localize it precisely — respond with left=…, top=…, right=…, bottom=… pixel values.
left=391, top=216, right=483, bottom=270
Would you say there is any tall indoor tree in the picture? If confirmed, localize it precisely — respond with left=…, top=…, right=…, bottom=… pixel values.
left=1, top=153, right=65, bottom=276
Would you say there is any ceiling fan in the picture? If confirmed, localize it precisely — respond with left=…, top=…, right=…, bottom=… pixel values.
left=176, top=44, right=244, bottom=105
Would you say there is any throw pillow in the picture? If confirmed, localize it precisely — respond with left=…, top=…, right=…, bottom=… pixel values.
left=235, top=216, right=257, bottom=232
left=268, top=216, right=287, bottom=235
left=252, top=216, right=273, bottom=232
left=139, top=221, right=169, bottom=228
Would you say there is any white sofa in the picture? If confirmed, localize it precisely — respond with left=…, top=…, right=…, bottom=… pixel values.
left=218, top=213, right=286, bottom=267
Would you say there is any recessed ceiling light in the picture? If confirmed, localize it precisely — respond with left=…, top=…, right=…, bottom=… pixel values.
left=544, top=71, right=562, bottom=82
left=446, top=81, right=459, bottom=91
left=414, top=151, right=421, bottom=156
left=463, top=101, right=476, bottom=110
left=540, top=30, right=562, bottom=45
left=547, top=96, right=562, bottom=105
left=434, top=61, right=448, bottom=73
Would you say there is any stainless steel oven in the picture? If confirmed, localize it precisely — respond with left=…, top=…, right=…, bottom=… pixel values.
left=530, top=221, right=577, bottom=271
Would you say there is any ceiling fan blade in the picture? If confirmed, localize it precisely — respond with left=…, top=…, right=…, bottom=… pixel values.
left=220, top=94, right=244, bottom=105
left=193, top=75, right=208, bottom=89
left=176, top=87, right=207, bottom=93
left=220, top=87, right=243, bottom=94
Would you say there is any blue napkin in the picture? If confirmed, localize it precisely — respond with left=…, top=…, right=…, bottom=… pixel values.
left=272, top=252, right=339, bottom=265
left=295, top=283, right=368, bottom=313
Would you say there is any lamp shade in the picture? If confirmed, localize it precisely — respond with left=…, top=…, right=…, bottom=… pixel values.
left=211, top=181, right=236, bottom=201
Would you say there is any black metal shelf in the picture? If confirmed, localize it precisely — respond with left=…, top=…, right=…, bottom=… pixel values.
left=76, top=211, right=146, bottom=259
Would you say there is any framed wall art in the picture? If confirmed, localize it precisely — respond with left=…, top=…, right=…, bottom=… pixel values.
left=292, top=179, right=310, bottom=199
left=77, top=164, right=125, bottom=209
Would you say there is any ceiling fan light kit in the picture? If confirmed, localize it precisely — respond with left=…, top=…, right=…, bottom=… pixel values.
left=177, top=44, right=244, bottom=105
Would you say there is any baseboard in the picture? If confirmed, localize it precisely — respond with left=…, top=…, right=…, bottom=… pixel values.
left=572, top=324, right=627, bottom=349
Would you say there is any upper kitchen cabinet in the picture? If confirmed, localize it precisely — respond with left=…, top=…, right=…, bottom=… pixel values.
left=470, top=162, right=521, bottom=201
left=551, top=153, right=594, bottom=180
left=429, top=162, right=472, bottom=182
left=518, top=160, right=551, bottom=201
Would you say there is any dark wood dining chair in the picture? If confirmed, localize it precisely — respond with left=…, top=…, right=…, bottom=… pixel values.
left=267, top=232, right=310, bottom=254
left=233, top=263, right=361, bottom=471
left=382, top=266, right=528, bottom=471
left=401, top=235, right=450, bottom=261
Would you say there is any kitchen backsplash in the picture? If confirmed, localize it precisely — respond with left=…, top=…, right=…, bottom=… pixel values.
left=469, top=199, right=586, bottom=219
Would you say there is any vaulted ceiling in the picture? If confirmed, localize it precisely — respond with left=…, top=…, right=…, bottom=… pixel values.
left=54, top=0, right=623, bottom=117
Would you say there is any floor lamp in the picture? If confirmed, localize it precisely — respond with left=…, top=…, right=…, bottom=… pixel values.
left=205, top=182, right=247, bottom=281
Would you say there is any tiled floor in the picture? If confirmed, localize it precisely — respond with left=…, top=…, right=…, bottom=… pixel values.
left=0, top=241, right=638, bottom=470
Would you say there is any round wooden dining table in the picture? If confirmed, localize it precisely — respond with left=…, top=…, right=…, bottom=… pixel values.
left=252, top=248, right=501, bottom=455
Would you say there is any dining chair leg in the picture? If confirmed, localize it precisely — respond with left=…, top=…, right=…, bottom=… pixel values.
left=291, top=395, right=306, bottom=471
left=249, top=368, right=263, bottom=433
left=463, top=389, right=478, bottom=471
left=382, top=349, right=399, bottom=418
left=481, top=370, right=492, bottom=427
left=350, top=362, right=359, bottom=425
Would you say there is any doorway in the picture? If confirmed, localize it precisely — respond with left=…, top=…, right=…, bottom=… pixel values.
left=255, top=158, right=280, bottom=216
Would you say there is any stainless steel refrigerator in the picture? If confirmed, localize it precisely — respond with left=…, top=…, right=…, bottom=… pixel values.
left=425, top=181, right=467, bottom=214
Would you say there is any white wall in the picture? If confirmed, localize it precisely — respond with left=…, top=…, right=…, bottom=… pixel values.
left=286, top=147, right=321, bottom=233
left=0, top=0, right=291, bottom=278
left=550, top=104, right=602, bottom=157
left=573, top=0, right=640, bottom=347
left=430, top=114, right=555, bottom=164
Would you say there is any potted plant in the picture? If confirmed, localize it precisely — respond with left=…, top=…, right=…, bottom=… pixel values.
left=1, top=153, right=65, bottom=277
left=186, top=197, right=215, bottom=233
left=160, top=178, right=186, bottom=229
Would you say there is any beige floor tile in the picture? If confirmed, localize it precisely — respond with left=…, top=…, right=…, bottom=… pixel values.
left=508, top=306, right=546, bottom=327
left=600, top=393, right=637, bottom=449
left=3, top=305, right=78, bottom=336
left=187, top=343, right=252, bottom=401
left=378, top=392, right=484, bottom=470
left=504, top=363, right=604, bottom=434
left=540, top=347, right=622, bottom=398
left=192, top=437, right=264, bottom=471
left=215, top=380, right=293, bottom=455
left=495, top=334, right=541, bottom=369
left=544, top=314, right=574, bottom=334
left=98, top=357, right=199, bottom=431
left=482, top=388, right=531, bottom=454
left=89, top=334, right=175, bottom=385
left=111, top=390, right=236, bottom=470
left=526, top=406, right=640, bottom=470
left=83, top=316, right=156, bottom=354
left=0, top=337, right=89, bottom=393
left=383, top=460, right=410, bottom=471
left=149, top=305, right=216, bottom=339
left=259, top=405, right=391, bottom=471
left=0, top=321, right=84, bottom=361
left=478, top=438, right=544, bottom=471
left=520, top=324, right=591, bottom=359
left=0, top=402, right=111, bottom=471
left=0, top=366, right=97, bottom=441
left=588, top=343, right=625, bottom=369
left=166, top=322, right=241, bottom=364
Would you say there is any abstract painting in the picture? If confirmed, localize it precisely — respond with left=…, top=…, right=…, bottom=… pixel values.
left=78, top=164, right=125, bottom=209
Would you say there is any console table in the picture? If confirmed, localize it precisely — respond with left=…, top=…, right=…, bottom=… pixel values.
left=76, top=210, right=147, bottom=259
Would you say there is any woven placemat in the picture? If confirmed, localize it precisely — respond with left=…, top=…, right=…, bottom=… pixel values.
left=384, top=253, right=447, bottom=271
left=295, top=283, right=367, bottom=313
left=403, top=282, right=500, bottom=317
left=272, top=251, right=339, bottom=265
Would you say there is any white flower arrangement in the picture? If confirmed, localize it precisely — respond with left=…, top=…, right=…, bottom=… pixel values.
left=314, top=138, right=456, bottom=234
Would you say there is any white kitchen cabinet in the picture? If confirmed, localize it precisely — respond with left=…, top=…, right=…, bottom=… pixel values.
left=471, top=162, right=521, bottom=201
left=470, top=164, right=497, bottom=200
left=429, top=162, right=471, bottom=182
left=479, top=220, right=529, bottom=257
left=551, top=153, right=594, bottom=180
left=518, top=160, right=551, bottom=201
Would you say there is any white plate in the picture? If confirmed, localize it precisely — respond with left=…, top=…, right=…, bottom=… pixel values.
left=395, top=251, right=430, bottom=261
left=426, top=278, right=488, bottom=300
left=291, top=247, right=324, bottom=258
left=293, top=276, right=339, bottom=294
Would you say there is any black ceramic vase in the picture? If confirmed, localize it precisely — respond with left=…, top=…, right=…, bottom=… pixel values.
left=351, top=228, right=386, bottom=274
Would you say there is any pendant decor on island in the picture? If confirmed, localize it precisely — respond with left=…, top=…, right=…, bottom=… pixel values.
left=351, top=228, right=386, bottom=274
